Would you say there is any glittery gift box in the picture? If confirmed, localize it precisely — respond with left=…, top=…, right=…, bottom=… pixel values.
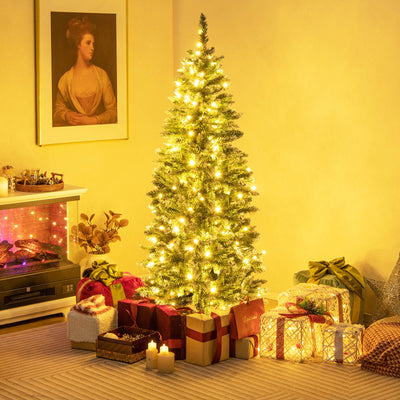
left=322, top=323, right=364, bottom=364
left=260, top=308, right=318, bottom=362
left=278, top=283, right=351, bottom=324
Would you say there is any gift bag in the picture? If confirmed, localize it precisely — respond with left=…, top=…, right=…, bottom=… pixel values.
left=229, top=298, right=265, bottom=339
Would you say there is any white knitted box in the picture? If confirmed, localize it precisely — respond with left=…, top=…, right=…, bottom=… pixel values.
left=67, top=294, right=118, bottom=350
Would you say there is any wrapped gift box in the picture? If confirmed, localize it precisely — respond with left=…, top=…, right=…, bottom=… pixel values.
left=278, top=283, right=351, bottom=324
left=231, top=336, right=258, bottom=360
left=259, top=308, right=315, bottom=362
left=76, top=272, right=144, bottom=307
left=67, top=294, right=117, bottom=351
left=294, top=270, right=365, bottom=324
left=118, top=299, right=157, bottom=330
left=96, top=326, right=160, bottom=363
left=186, top=311, right=230, bottom=366
left=156, top=305, right=192, bottom=360
left=322, top=323, right=364, bottom=364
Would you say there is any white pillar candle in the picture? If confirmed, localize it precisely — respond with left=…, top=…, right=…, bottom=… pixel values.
left=157, top=344, right=175, bottom=373
left=0, top=177, right=8, bottom=197
left=146, top=340, right=158, bottom=370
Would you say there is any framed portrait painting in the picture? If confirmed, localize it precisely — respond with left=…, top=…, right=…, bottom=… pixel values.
left=35, top=0, right=128, bottom=145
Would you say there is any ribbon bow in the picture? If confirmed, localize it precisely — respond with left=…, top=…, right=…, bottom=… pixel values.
left=89, top=260, right=123, bottom=286
left=279, top=298, right=333, bottom=324
left=308, top=257, right=365, bottom=299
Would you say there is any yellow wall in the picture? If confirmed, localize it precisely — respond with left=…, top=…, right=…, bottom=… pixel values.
left=0, top=0, right=173, bottom=274
left=173, top=0, right=400, bottom=299
left=1, top=0, right=400, bottom=304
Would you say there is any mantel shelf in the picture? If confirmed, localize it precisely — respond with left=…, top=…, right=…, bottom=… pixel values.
left=0, top=184, right=88, bottom=209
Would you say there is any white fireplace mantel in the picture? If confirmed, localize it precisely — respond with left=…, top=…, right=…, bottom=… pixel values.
left=0, top=184, right=87, bottom=326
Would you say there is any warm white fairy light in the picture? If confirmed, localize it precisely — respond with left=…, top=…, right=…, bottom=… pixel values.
left=150, top=237, right=157, bottom=243
left=215, top=171, right=221, bottom=178
left=196, top=42, right=202, bottom=48
left=179, top=217, right=185, bottom=223
left=159, top=225, right=165, bottom=230
left=211, top=102, right=217, bottom=108
left=251, top=185, right=256, bottom=191
left=188, top=130, right=194, bottom=136
left=194, top=238, right=199, bottom=244
left=187, top=272, right=193, bottom=280
left=189, top=159, right=196, bottom=167
left=215, top=206, right=221, bottom=213
left=205, top=250, right=211, bottom=258
left=210, top=286, right=217, bottom=293
left=173, top=226, right=180, bottom=234
left=237, top=193, right=243, bottom=199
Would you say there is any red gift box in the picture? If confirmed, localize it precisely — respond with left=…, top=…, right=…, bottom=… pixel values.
left=117, top=299, right=157, bottom=330
left=156, top=305, right=192, bottom=360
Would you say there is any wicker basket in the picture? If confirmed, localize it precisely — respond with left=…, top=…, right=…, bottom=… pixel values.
left=96, top=326, right=160, bottom=363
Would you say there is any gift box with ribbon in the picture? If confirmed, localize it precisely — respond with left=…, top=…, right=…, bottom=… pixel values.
left=229, top=298, right=265, bottom=359
left=260, top=298, right=333, bottom=362
left=322, top=323, right=364, bottom=364
left=156, top=305, right=192, bottom=360
left=278, top=283, right=351, bottom=325
left=293, top=257, right=366, bottom=324
left=76, top=261, right=144, bottom=307
left=186, top=311, right=230, bottom=366
left=118, top=298, right=157, bottom=330
left=231, top=336, right=258, bottom=360
left=67, top=294, right=118, bottom=351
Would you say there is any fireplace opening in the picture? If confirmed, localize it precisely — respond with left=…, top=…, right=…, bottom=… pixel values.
left=0, top=200, right=81, bottom=311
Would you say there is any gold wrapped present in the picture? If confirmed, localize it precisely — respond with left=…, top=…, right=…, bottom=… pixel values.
left=186, top=311, right=230, bottom=366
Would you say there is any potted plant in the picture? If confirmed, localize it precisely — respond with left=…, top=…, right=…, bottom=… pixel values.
left=71, top=210, right=129, bottom=269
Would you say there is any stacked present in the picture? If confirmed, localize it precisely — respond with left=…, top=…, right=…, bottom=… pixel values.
left=293, top=257, right=366, bottom=324
left=260, top=283, right=352, bottom=362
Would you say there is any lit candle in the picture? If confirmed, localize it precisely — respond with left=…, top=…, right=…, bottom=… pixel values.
left=0, top=177, right=8, bottom=197
left=157, top=344, right=175, bottom=373
left=146, top=340, right=158, bottom=370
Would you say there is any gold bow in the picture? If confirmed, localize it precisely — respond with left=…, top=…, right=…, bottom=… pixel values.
left=308, top=257, right=365, bottom=299
left=89, top=260, right=123, bottom=286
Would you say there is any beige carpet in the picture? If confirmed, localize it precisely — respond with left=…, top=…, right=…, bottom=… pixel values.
left=0, top=322, right=399, bottom=400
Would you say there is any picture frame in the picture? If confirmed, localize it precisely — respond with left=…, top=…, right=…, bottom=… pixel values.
left=35, top=0, right=128, bottom=145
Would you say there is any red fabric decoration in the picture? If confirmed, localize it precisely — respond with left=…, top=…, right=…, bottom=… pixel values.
left=76, top=272, right=144, bottom=307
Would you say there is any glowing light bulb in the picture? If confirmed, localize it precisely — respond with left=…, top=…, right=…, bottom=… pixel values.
left=205, top=250, right=211, bottom=258
left=238, top=193, right=243, bottom=199
left=194, top=79, right=200, bottom=87
left=196, top=51, right=201, bottom=56
left=211, top=286, right=216, bottom=293
left=223, top=82, right=228, bottom=88
left=189, top=159, right=196, bottom=167
left=158, top=193, right=163, bottom=198
left=243, top=227, right=248, bottom=231
left=211, top=102, right=217, bottom=108
left=173, top=226, right=180, bottom=234
left=200, top=196, right=204, bottom=201
left=172, top=186, right=176, bottom=190
left=197, top=42, right=202, bottom=48
left=187, top=246, right=194, bottom=252
left=215, top=206, right=221, bottom=213
left=215, top=171, right=221, bottom=178
left=247, top=167, right=251, bottom=172
left=187, top=272, right=193, bottom=280
left=188, top=207, right=193, bottom=212
left=188, top=130, right=194, bottom=136
left=159, top=226, right=165, bottom=230
left=251, top=185, right=256, bottom=191
left=175, top=81, right=181, bottom=86
left=179, top=217, right=185, bottom=223
left=194, top=238, right=199, bottom=244
left=160, top=256, right=165, bottom=262
left=150, top=237, right=157, bottom=243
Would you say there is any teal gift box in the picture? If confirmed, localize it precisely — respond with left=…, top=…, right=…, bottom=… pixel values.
left=293, top=270, right=365, bottom=324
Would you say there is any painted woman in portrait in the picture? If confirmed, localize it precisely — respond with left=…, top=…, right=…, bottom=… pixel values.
left=53, top=16, right=117, bottom=126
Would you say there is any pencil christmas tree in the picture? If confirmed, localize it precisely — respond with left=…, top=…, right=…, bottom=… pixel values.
left=139, top=14, right=266, bottom=313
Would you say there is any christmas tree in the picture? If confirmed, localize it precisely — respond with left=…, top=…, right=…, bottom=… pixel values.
left=138, top=14, right=266, bottom=313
